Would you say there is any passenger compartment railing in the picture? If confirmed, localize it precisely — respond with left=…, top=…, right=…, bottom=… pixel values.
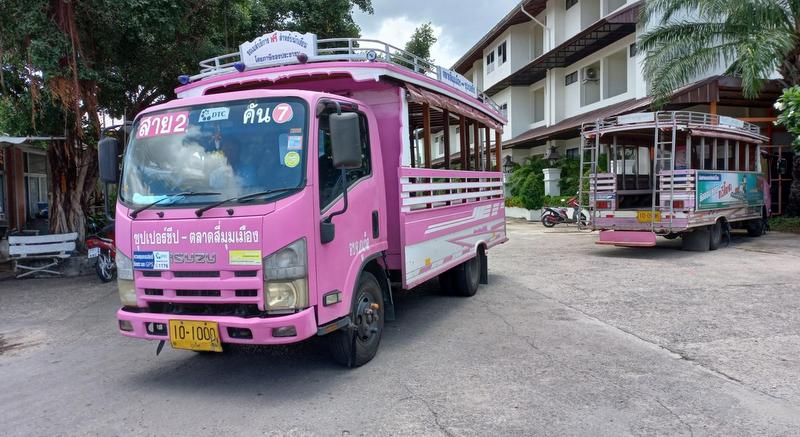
left=399, top=168, right=503, bottom=213
left=589, top=172, right=617, bottom=209
left=193, top=37, right=501, bottom=113
left=581, top=111, right=764, bottom=139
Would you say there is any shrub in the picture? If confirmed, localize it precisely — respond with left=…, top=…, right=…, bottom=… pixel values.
left=769, top=216, right=800, bottom=233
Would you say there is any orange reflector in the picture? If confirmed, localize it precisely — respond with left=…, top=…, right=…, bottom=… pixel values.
left=596, top=201, right=610, bottom=209
left=672, top=200, right=684, bottom=209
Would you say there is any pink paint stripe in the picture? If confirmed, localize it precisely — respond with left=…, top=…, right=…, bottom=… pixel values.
left=400, top=167, right=502, bottom=179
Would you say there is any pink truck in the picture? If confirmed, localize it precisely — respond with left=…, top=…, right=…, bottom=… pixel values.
left=580, top=111, right=771, bottom=250
left=97, top=32, right=507, bottom=366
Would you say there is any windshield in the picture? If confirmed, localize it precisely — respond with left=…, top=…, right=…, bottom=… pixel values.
left=120, top=97, right=307, bottom=207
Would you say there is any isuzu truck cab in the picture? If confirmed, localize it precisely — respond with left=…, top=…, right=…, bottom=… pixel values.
left=99, top=32, right=507, bottom=366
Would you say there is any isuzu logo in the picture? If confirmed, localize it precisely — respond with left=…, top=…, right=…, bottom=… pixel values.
left=171, top=253, right=217, bottom=264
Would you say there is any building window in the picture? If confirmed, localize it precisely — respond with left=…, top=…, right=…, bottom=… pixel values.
left=497, top=41, right=507, bottom=66
left=603, top=48, right=628, bottom=99
left=629, top=43, right=637, bottom=57
left=486, top=52, right=495, bottom=73
left=565, top=71, right=578, bottom=86
left=566, top=148, right=579, bottom=159
left=24, top=152, right=48, bottom=219
left=532, top=88, right=545, bottom=123
left=566, top=0, right=578, bottom=10
left=499, top=103, right=508, bottom=119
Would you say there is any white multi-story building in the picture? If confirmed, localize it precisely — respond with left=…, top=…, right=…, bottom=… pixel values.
left=440, top=0, right=783, bottom=167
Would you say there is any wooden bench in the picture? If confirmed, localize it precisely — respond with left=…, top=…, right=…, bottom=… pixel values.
left=8, top=232, right=77, bottom=278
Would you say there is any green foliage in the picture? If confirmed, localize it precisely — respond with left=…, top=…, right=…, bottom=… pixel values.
left=506, top=157, right=547, bottom=210
left=404, top=23, right=437, bottom=62
left=542, top=195, right=573, bottom=207
left=768, top=216, right=800, bottom=233
left=774, top=86, right=800, bottom=152
left=639, top=0, right=800, bottom=106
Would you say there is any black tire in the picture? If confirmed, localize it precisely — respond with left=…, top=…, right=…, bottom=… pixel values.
left=96, top=251, right=115, bottom=283
left=746, top=218, right=765, bottom=237
left=541, top=210, right=557, bottom=228
left=664, top=233, right=680, bottom=240
left=328, top=272, right=384, bottom=368
left=709, top=221, right=722, bottom=251
left=450, top=254, right=481, bottom=297
left=578, top=213, right=588, bottom=227
left=681, top=228, right=710, bottom=252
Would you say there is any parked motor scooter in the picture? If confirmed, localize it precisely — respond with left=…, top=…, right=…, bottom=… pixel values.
left=86, top=221, right=115, bottom=282
left=541, top=197, right=588, bottom=228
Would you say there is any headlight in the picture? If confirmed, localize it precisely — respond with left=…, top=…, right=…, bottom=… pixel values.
left=116, top=251, right=137, bottom=306
left=263, top=239, right=308, bottom=312
left=116, top=250, right=133, bottom=280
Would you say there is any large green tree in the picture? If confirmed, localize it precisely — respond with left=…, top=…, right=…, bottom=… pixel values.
left=0, top=0, right=372, bottom=241
left=639, top=0, right=800, bottom=216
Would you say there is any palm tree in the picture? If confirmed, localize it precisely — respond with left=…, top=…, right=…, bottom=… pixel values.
left=639, top=0, right=800, bottom=216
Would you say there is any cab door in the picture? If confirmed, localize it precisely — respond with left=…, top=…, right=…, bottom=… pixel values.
left=314, top=104, right=384, bottom=325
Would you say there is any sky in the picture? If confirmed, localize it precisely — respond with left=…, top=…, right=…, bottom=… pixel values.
left=353, top=0, right=521, bottom=69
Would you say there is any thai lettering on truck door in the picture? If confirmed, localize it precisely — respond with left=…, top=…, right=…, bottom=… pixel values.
left=314, top=109, right=380, bottom=325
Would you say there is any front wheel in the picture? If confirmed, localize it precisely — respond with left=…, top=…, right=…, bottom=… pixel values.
left=328, top=272, right=384, bottom=368
left=95, top=251, right=115, bottom=283
left=541, top=210, right=558, bottom=228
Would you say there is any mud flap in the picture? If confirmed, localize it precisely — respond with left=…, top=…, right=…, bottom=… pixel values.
left=479, top=249, right=488, bottom=284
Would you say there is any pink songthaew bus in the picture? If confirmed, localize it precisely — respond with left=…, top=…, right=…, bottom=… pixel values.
left=98, top=32, right=507, bottom=366
left=579, top=111, right=770, bottom=250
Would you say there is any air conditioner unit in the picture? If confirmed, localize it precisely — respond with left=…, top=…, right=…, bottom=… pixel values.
left=583, top=67, right=598, bottom=82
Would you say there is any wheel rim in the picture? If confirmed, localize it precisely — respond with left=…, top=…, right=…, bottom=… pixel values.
left=354, top=290, right=380, bottom=345
left=98, top=253, right=113, bottom=280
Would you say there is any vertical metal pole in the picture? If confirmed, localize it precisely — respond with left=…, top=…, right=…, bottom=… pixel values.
left=442, top=109, right=451, bottom=169
left=735, top=141, right=740, bottom=170
left=473, top=122, right=481, bottom=171
left=459, top=116, right=468, bottom=169
left=700, top=137, right=705, bottom=170
left=422, top=103, right=432, bottom=168
left=724, top=139, right=730, bottom=171
left=712, top=138, right=718, bottom=170
left=495, top=130, right=502, bottom=172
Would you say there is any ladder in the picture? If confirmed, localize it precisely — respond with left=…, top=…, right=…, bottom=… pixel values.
left=578, top=120, right=602, bottom=229
left=651, top=112, right=677, bottom=233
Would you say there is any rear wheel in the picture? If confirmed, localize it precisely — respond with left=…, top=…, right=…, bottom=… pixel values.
left=95, top=251, right=115, bottom=283
left=328, top=272, right=384, bottom=367
left=681, top=228, right=710, bottom=252
left=746, top=218, right=765, bottom=237
left=709, top=221, right=723, bottom=250
left=450, top=253, right=481, bottom=297
left=541, top=210, right=557, bottom=228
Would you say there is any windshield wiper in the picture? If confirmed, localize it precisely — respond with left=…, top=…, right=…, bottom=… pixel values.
left=194, top=187, right=299, bottom=217
left=130, top=191, right=221, bottom=219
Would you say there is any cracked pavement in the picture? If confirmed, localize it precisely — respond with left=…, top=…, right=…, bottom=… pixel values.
left=0, top=221, right=799, bottom=436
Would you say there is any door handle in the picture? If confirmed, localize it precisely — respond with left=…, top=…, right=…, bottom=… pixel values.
left=372, top=211, right=379, bottom=238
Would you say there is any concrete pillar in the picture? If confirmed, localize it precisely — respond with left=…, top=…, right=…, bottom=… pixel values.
left=543, top=168, right=561, bottom=196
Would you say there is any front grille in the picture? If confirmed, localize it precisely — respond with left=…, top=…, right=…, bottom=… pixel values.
left=176, top=290, right=221, bottom=297
left=147, top=302, right=264, bottom=317
left=144, top=289, right=163, bottom=296
left=142, top=271, right=161, bottom=277
left=234, top=270, right=258, bottom=277
left=174, top=271, right=220, bottom=278
left=235, top=289, right=258, bottom=297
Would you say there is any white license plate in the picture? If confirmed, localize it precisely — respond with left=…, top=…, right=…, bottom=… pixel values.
left=88, top=247, right=100, bottom=258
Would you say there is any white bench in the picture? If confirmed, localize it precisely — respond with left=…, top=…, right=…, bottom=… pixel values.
left=8, top=232, right=77, bottom=278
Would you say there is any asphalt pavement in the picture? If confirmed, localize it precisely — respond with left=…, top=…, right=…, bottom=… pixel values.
left=1, top=222, right=799, bottom=436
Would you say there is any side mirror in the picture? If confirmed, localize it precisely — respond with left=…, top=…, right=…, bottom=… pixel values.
left=98, top=137, right=120, bottom=184
left=329, top=112, right=362, bottom=169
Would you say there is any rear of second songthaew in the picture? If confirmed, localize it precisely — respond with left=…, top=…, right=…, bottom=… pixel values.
left=580, top=111, right=770, bottom=250
left=104, top=32, right=507, bottom=367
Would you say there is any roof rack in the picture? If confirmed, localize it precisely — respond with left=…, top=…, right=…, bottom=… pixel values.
left=581, top=111, right=765, bottom=140
left=191, top=37, right=502, bottom=114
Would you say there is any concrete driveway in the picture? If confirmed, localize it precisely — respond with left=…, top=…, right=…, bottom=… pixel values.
left=0, top=222, right=799, bottom=436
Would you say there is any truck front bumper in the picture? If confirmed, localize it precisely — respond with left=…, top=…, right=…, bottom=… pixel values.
left=116, top=307, right=318, bottom=345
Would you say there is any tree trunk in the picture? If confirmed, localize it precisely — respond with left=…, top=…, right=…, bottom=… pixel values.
left=47, top=134, right=97, bottom=247
left=786, top=154, right=800, bottom=217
